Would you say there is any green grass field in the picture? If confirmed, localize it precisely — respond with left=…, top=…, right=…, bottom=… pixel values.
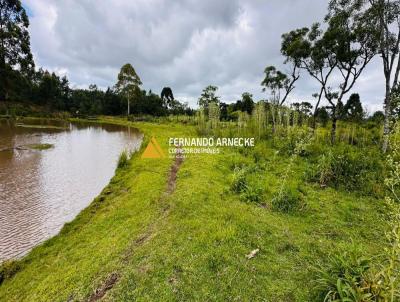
left=0, top=117, right=389, bottom=301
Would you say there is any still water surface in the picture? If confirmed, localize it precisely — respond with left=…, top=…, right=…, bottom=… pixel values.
left=0, top=119, right=142, bottom=261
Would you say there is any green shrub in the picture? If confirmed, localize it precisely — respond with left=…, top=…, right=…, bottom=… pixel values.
left=240, top=183, right=264, bottom=203
left=274, top=127, right=312, bottom=156
left=313, top=251, right=377, bottom=302
left=315, top=151, right=335, bottom=187
left=271, top=186, right=303, bottom=213
left=307, top=145, right=383, bottom=195
left=229, top=164, right=265, bottom=203
left=117, top=150, right=129, bottom=169
left=230, top=167, right=248, bottom=193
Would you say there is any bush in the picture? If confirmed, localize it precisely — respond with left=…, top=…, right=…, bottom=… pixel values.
left=274, top=127, right=312, bottom=156
left=313, top=251, right=378, bottom=302
left=307, top=145, right=383, bottom=195
left=240, top=183, right=264, bottom=203
left=315, top=151, right=335, bottom=188
left=230, top=167, right=248, bottom=193
left=117, top=150, right=129, bottom=169
left=271, top=186, right=303, bottom=213
left=230, top=164, right=265, bottom=203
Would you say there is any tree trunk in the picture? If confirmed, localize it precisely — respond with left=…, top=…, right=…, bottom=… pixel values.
left=331, top=115, right=337, bottom=145
left=271, top=104, right=276, bottom=134
left=312, top=113, right=317, bottom=130
left=0, top=70, right=5, bottom=101
left=127, top=95, right=130, bottom=116
left=312, top=88, right=323, bottom=130
left=330, top=104, right=338, bottom=145
left=0, top=53, right=6, bottom=101
left=382, top=82, right=391, bottom=153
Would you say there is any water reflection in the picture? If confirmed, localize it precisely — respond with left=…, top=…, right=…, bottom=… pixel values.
left=0, top=119, right=142, bottom=261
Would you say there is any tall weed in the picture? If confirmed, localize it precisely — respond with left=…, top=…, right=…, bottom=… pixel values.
left=307, top=144, right=383, bottom=195
left=313, top=123, right=400, bottom=301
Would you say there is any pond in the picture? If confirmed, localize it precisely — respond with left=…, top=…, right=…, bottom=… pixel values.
left=0, top=119, right=143, bottom=262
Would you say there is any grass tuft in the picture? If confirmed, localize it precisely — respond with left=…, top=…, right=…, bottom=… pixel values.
left=117, top=150, right=129, bottom=169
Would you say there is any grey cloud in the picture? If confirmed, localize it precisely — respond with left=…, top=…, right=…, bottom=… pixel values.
left=24, top=0, right=385, bottom=110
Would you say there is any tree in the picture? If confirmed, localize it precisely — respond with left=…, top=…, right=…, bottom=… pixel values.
left=198, top=85, right=220, bottom=109
left=293, top=101, right=313, bottom=116
left=292, top=101, right=313, bottom=125
left=281, top=25, right=337, bottom=129
left=283, top=2, right=375, bottom=142
left=342, top=93, right=364, bottom=122
left=315, top=106, right=330, bottom=126
left=241, top=92, right=254, bottom=114
left=322, top=1, right=376, bottom=142
left=103, top=87, right=122, bottom=115
left=220, top=102, right=229, bottom=120
left=59, top=76, right=71, bottom=110
left=133, top=90, right=167, bottom=116
left=161, top=87, right=174, bottom=108
left=0, top=0, right=34, bottom=100
left=390, top=87, right=400, bottom=119
left=115, top=63, right=142, bottom=115
left=261, top=65, right=299, bottom=105
left=36, top=71, right=62, bottom=107
left=370, top=110, right=385, bottom=123
left=361, top=0, right=400, bottom=152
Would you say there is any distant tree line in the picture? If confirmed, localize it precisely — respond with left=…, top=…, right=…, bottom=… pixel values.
left=2, top=65, right=193, bottom=116
left=0, top=1, right=192, bottom=117
left=198, top=84, right=381, bottom=126
left=0, top=0, right=395, bottom=137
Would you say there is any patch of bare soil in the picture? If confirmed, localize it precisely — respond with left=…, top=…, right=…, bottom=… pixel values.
left=166, top=155, right=184, bottom=194
left=87, top=273, right=119, bottom=302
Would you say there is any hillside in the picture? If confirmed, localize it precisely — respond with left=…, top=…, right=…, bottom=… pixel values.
left=0, top=117, right=388, bottom=301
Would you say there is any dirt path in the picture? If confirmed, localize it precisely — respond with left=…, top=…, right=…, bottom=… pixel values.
left=166, top=155, right=184, bottom=194
left=87, top=273, right=119, bottom=302
left=87, top=154, right=184, bottom=301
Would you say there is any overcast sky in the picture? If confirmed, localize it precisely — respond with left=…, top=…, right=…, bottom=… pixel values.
left=23, top=0, right=385, bottom=112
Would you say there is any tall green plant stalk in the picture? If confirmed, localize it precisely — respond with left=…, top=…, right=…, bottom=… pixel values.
left=379, top=122, right=400, bottom=301
left=253, top=102, right=266, bottom=139
left=208, top=102, right=220, bottom=131
left=273, top=129, right=314, bottom=202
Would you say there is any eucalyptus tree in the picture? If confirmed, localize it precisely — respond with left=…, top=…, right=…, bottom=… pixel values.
left=281, top=25, right=337, bottom=129
left=282, top=1, right=376, bottom=142
left=198, top=85, right=220, bottom=113
left=361, top=0, right=400, bottom=152
left=323, top=0, right=376, bottom=142
left=0, top=0, right=34, bottom=100
left=115, top=63, right=142, bottom=115
left=261, top=65, right=299, bottom=106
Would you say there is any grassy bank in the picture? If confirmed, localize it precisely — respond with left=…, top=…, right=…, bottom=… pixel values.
left=0, top=101, right=71, bottom=119
left=0, top=117, right=388, bottom=301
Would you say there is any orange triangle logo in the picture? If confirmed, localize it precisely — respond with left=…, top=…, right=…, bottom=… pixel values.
left=141, top=137, right=166, bottom=159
